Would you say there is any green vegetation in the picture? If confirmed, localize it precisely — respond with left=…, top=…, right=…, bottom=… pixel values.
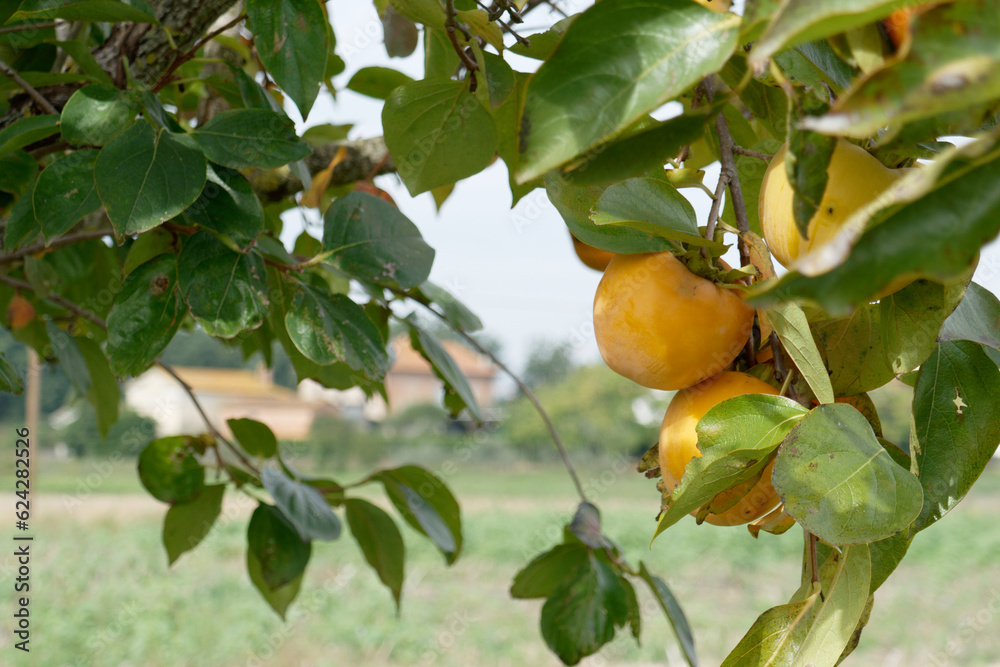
left=25, top=460, right=1000, bottom=666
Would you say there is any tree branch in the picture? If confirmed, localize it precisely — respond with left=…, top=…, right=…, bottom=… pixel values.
left=247, top=136, right=397, bottom=201
left=0, top=274, right=106, bottom=328
left=154, top=360, right=260, bottom=475
left=0, top=229, right=113, bottom=266
left=0, top=58, right=59, bottom=114
left=0, top=21, right=57, bottom=35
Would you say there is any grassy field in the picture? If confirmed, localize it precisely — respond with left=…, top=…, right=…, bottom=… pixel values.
left=3, top=455, right=1000, bottom=666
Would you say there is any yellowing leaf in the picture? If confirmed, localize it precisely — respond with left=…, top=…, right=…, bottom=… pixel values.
left=302, top=146, right=347, bottom=209
left=457, top=9, right=503, bottom=51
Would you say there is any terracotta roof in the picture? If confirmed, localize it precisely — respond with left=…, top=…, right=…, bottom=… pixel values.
left=391, top=337, right=496, bottom=378
left=167, top=367, right=299, bottom=400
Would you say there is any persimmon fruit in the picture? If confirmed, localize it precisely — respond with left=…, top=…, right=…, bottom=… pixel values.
left=571, top=234, right=614, bottom=272
left=659, top=371, right=782, bottom=526
left=759, top=139, right=914, bottom=297
left=593, top=252, right=753, bottom=391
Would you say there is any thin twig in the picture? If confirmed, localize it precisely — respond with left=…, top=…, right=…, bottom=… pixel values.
left=715, top=111, right=752, bottom=268
left=733, top=146, right=774, bottom=161
left=397, top=293, right=589, bottom=504
left=0, top=274, right=106, bottom=328
left=151, top=13, right=245, bottom=93
left=702, top=165, right=730, bottom=254
left=1, top=229, right=112, bottom=266
left=475, top=0, right=530, bottom=46
left=154, top=360, right=261, bottom=475
left=0, top=58, right=59, bottom=114
left=445, top=0, right=480, bottom=79
left=0, top=21, right=57, bottom=35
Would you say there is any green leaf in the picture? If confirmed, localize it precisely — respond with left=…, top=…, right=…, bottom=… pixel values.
left=773, top=404, right=923, bottom=546
left=284, top=284, right=389, bottom=379
left=788, top=129, right=837, bottom=240
left=561, top=110, right=714, bottom=187
left=163, top=484, right=225, bottom=565
left=0, top=354, right=24, bottom=395
left=910, top=341, right=1000, bottom=534
left=245, top=0, right=327, bottom=118
left=591, top=176, right=719, bottom=249
left=60, top=84, right=138, bottom=146
left=177, top=231, right=268, bottom=338
left=540, top=553, right=628, bottom=666
left=938, top=282, right=1000, bottom=351
left=106, top=254, right=186, bottom=377
left=750, top=138, right=1000, bottom=315
left=247, top=548, right=302, bottom=619
left=0, top=151, right=38, bottom=196
left=344, top=498, right=405, bottom=608
left=509, top=14, right=575, bottom=60
left=481, top=51, right=514, bottom=108
left=49, top=39, right=114, bottom=86
left=381, top=6, right=419, bottom=58
left=806, top=280, right=967, bottom=395
left=543, top=172, right=676, bottom=254
left=228, top=418, right=277, bottom=458
left=376, top=465, right=462, bottom=564
left=44, top=321, right=89, bottom=394
left=796, top=545, right=873, bottom=665
left=415, top=281, right=483, bottom=333
left=261, top=467, right=342, bottom=541
left=766, top=302, right=835, bottom=405
left=638, top=562, right=697, bottom=667
left=346, top=66, right=414, bottom=100
left=180, top=162, right=264, bottom=247
left=653, top=394, right=808, bottom=539
left=722, top=545, right=872, bottom=667
left=517, top=0, right=739, bottom=181
left=749, top=0, right=912, bottom=67
left=247, top=503, right=312, bottom=590
left=382, top=78, right=497, bottom=195
left=0, top=114, right=60, bottom=156
left=138, top=436, right=204, bottom=504
left=510, top=544, right=589, bottom=599
left=13, top=0, right=157, bottom=22
left=804, top=1, right=1000, bottom=138
left=721, top=599, right=814, bottom=666
left=96, top=122, right=207, bottom=236
left=388, top=0, right=445, bottom=26
left=191, top=109, right=310, bottom=170
left=33, top=149, right=101, bottom=241
left=408, top=323, right=481, bottom=421
left=868, top=531, right=911, bottom=594
left=321, top=191, right=434, bottom=289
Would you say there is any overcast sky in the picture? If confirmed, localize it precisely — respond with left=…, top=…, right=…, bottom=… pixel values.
left=281, top=4, right=1000, bottom=371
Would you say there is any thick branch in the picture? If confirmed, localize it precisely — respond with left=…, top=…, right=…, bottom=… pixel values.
left=92, top=0, right=239, bottom=87
left=247, top=137, right=397, bottom=201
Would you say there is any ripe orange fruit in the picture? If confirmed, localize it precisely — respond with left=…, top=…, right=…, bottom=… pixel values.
left=759, top=139, right=913, bottom=297
left=593, top=252, right=753, bottom=391
left=659, top=371, right=782, bottom=526
left=571, top=234, right=614, bottom=272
